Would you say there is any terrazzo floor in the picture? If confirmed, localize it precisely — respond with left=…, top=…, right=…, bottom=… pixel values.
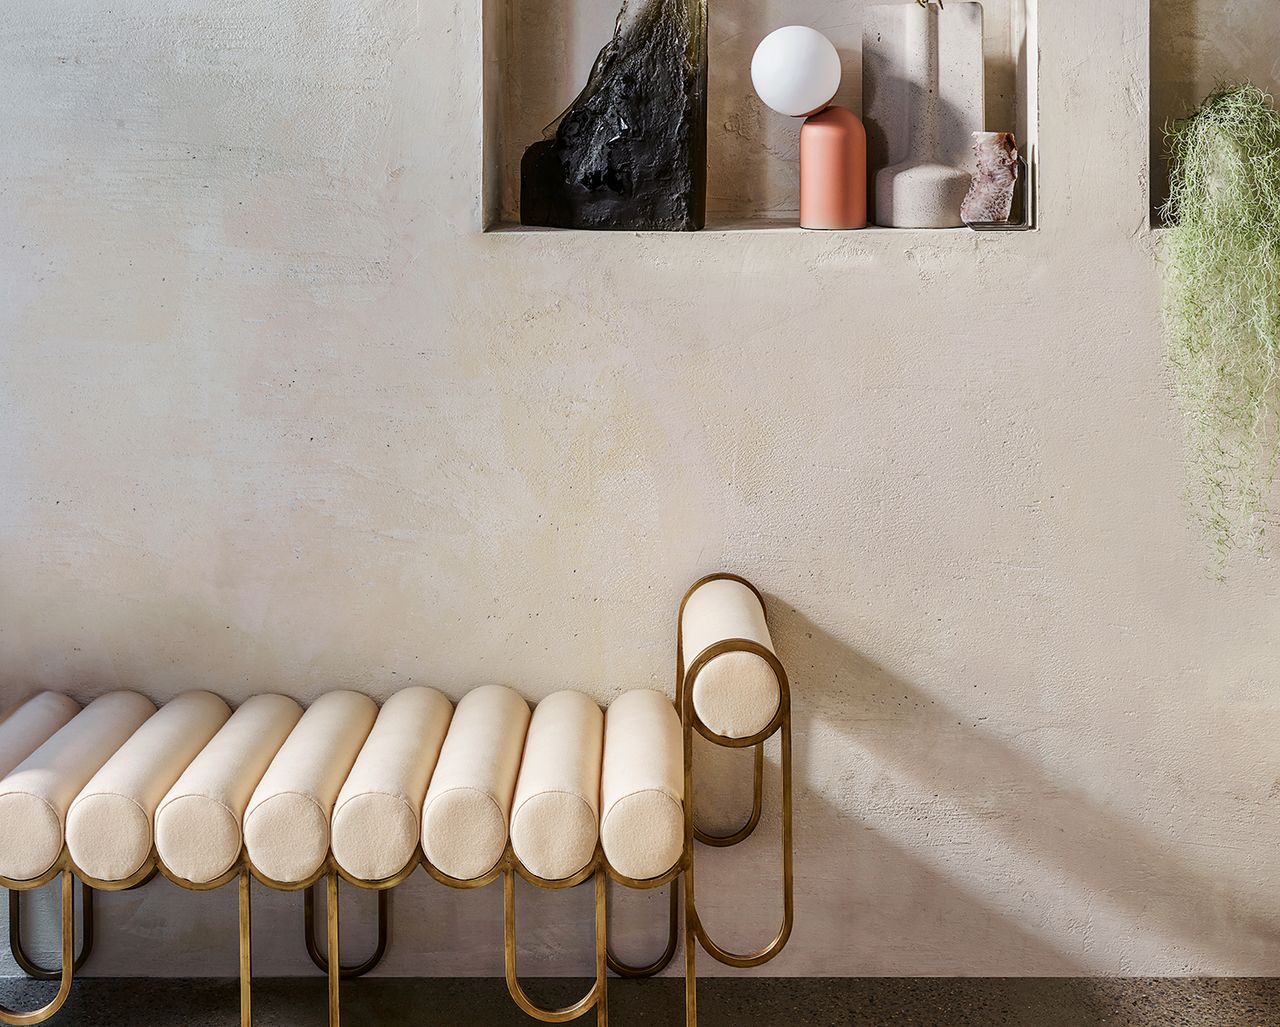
left=2, top=977, right=1277, bottom=1026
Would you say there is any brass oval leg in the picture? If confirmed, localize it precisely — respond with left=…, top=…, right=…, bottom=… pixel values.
left=239, top=871, right=252, bottom=1027
left=683, top=682, right=699, bottom=1027
left=8, top=880, right=94, bottom=980
left=593, top=871, right=608, bottom=1027
left=503, top=869, right=606, bottom=1023
left=605, top=882, right=678, bottom=979
left=327, top=873, right=340, bottom=1027
left=0, top=873, right=75, bottom=1026
left=683, top=865, right=697, bottom=1027
left=693, top=744, right=764, bottom=848
left=689, top=709, right=794, bottom=969
left=303, top=883, right=389, bottom=978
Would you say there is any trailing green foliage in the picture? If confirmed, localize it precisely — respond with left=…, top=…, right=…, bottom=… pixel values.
left=1162, top=84, right=1280, bottom=561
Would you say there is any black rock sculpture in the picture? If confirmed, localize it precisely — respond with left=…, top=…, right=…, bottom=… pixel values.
left=520, top=0, right=708, bottom=232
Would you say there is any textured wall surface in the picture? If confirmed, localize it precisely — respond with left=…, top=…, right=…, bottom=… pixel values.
left=3, top=0, right=1280, bottom=980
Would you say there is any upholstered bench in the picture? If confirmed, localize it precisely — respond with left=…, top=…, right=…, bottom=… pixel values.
left=0, top=573, right=792, bottom=1027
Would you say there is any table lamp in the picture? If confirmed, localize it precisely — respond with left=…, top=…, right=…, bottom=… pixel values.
left=751, top=26, right=867, bottom=230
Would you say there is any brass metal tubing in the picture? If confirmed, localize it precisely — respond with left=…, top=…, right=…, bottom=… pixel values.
left=239, top=871, right=252, bottom=1027
left=304, top=884, right=389, bottom=978
left=8, top=881, right=94, bottom=980
left=0, top=872, right=75, bottom=1026
left=423, top=857, right=505, bottom=891
left=692, top=700, right=793, bottom=968
left=68, top=857, right=159, bottom=894
left=679, top=653, right=794, bottom=970
left=682, top=675, right=700, bottom=1027
left=683, top=878, right=697, bottom=1027
left=244, top=857, right=331, bottom=893
left=502, top=864, right=606, bottom=1023
left=327, top=873, right=340, bottom=1027
left=593, top=871, right=608, bottom=1027
left=677, top=570, right=795, bottom=1027
left=335, top=852, right=421, bottom=892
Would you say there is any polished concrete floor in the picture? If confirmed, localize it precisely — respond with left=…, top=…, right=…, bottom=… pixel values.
left=2, top=977, right=1278, bottom=1026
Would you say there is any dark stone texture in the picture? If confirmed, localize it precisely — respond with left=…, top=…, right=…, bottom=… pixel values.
left=3, top=977, right=1279, bottom=1026
left=520, top=0, right=708, bottom=232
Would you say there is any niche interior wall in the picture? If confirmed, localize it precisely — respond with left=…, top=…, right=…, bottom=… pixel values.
left=1148, top=0, right=1280, bottom=221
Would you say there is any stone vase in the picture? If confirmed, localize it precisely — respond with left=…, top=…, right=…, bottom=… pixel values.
left=863, top=1, right=985, bottom=228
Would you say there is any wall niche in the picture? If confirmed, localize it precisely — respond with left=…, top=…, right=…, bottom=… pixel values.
left=482, top=0, right=1039, bottom=233
left=1149, top=0, right=1280, bottom=224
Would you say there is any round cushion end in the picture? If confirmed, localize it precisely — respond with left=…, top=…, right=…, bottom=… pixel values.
left=602, top=790, right=683, bottom=881
left=67, top=793, right=151, bottom=883
left=332, top=791, right=419, bottom=882
left=691, top=650, right=781, bottom=739
left=422, top=787, right=507, bottom=882
left=244, top=792, right=329, bottom=885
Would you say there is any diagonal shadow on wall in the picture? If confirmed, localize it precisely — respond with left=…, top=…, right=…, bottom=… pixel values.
left=764, top=594, right=1280, bottom=974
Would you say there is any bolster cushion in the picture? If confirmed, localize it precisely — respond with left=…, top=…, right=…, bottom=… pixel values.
left=0, top=693, right=80, bottom=781
left=601, top=689, right=683, bottom=880
left=244, top=691, right=377, bottom=884
left=156, top=694, right=303, bottom=884
left=0, top=692, right=155, bottom=882
left=422, top=685, right=530, bottom=881
left=67, top=691, right=231, bottom=882
left=682, top=577, right=781, bottom=739
left=332, top=686, right=453, bottom=881
left=510, top=690, right=603, bottom=882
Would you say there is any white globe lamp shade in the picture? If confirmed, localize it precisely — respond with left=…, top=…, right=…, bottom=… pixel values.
left=751, top=26, right=842, bottom=118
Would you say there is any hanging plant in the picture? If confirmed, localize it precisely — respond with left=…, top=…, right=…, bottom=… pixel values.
left=1162, top=84, right=1280, bottom=562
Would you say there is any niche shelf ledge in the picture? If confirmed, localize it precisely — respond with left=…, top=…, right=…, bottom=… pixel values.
left=485, top=218, right=1036, bottom=238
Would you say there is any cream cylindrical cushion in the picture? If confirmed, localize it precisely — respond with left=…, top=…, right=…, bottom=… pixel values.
left=601, top=690, right=683, bottom=880
left=682, top=577, right=781, bottom=739
left=422, top=685, right=530, bottom=881
left=0, top=693, right=80, bottom=781
left=66, top=691, right=231, bottom=882
left=156, top=694, right=303, bottom=884
left=332, top=687, right=453, bottom=881
left=244, top=690, right=377, bottom=884
left=510, top=690, right=603, bottom=882
left=0, top=691, right=155, bottom=882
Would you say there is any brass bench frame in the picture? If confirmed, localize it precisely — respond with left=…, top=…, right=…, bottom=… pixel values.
left=1, top=572, right=793, bottom=1027
left=10, top=877, right=387, bottom=981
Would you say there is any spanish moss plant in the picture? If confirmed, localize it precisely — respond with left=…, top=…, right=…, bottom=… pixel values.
left=1162, top=84, right=1280, bottom=562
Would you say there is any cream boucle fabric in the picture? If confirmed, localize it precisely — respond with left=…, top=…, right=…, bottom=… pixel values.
left=682, top=578, right=781, bottom=739
left=332, top=687, right=453, bottom=881
left=0, top=692, right=155, bottom=882
left=0, top=693, right=80, bottom=781
left=422, top=685, right=530, bottom=881
left=66, top=691, right=230, bottom=882
left=510, top=690, right=603, bottom=881
left=244, top=691, right=377, bottom=884
left=600, top=690, right=683, bottom=880
left=156, top=694, right=303, bottom=884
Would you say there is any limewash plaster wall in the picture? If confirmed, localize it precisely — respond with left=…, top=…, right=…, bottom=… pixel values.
left=2, top=0, right=1280, bottom=980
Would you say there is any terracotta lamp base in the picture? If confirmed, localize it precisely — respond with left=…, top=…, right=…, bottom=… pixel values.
left=800, top=106, right=867, bottom=231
